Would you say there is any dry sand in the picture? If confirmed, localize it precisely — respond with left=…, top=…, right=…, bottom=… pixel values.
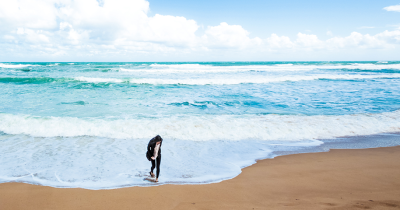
left=1, top=146, right=400, bottom=210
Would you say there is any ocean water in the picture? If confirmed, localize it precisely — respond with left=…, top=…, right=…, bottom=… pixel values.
left=1, top=61, right=400, bottom=189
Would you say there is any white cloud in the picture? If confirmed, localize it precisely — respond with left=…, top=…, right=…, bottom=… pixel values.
left=202, top=22, right=262, bottom=49
left=147, top=14, right=198, bottom=45
left=375, top=30, right=400, bottom=44
left=0, top=0, right=199, bottom=51
left=0, top=0, right=399, bottom=60
left=326, top=31, right=400, bottom=49
left=14, top=28, right=50, bottom=43
left=296, top=33, right=324, bottom=49
left=262, top=30, right=400, bottom=52
left=0, top=0, right=59, bottom=30
left=327, top=32, right=378, bottom=49
left=265, top=34, right=294, bottom=49
left=384, top=4, right=400, bottom=12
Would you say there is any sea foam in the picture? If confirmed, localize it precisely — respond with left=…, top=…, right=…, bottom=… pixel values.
left=0, top=63, right=36, bottom=68
left=0, top=133, right=308, bottom=189
left=117, top=63, right=400, bottom=74
left=69, top=74, right=400, bottom=85
left=2, top=74, right=398, bottom=85
left=1, top=111, right=399, bottom=141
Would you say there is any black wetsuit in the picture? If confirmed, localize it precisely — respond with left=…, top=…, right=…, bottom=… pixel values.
left=147, top=136, right=162, bottom=178
left=151, top=154, right=161, bottom=178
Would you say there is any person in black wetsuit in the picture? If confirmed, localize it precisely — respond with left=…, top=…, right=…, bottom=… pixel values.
left=147, top=135, right=163, bottom=182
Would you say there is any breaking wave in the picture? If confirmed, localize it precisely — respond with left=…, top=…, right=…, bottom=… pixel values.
left=1, top=110, right=399, bottom=141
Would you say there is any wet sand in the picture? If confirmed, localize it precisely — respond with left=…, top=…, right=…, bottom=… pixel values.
left=1, top=146, right=400, bottom=210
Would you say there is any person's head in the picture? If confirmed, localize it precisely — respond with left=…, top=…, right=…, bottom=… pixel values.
left=154, top=135, right=163, bottom=146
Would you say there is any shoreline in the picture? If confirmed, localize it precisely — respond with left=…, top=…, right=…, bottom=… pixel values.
left=1, top=146, right=400, bottom=209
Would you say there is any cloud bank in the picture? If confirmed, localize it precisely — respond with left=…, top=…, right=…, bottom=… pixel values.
left=0, top=0, right=400, bottom=61
left=384, top=4, right=400, bottom=12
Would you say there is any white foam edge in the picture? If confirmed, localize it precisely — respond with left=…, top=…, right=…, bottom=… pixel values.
left=72, top=74, right=400, bottom=85
left=0, top=110, right=400, bottom=141
left=0, top=64, right=37, bottom=68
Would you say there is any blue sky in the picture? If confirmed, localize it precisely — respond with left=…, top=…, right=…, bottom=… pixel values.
left=148, top=0, right=399, bottom=37
left=0, top=0, right=400, bottom=61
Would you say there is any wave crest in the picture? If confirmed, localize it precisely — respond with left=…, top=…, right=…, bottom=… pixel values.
left=1, top=74, right=400, bottom=85
left=1, top=111, right=399, bottom=141
left=0, top=63, right=37, bottom=68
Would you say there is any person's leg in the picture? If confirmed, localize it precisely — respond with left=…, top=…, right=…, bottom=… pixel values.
left=156, top=155, right=161, bottom=180
left=150, top=159, right=155, bottom=177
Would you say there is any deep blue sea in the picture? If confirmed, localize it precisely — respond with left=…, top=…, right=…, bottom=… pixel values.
left=1, top=61, right=400, bottom=189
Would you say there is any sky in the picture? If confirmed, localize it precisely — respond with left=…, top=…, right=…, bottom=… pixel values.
left=0, top=0, right=400, bottom=61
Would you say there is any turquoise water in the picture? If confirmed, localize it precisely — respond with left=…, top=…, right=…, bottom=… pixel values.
left=1, top=61, right=400, bottom=189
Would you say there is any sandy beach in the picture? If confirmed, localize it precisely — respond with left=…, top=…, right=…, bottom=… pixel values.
left=1, top=146, right=400, bottom=210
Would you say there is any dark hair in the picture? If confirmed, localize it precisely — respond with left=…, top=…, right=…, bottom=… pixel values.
left=150, top=135, right=163, bottom=147
left=155, top=135, right=162, bottom=142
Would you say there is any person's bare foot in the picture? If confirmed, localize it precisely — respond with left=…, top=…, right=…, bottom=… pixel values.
left=150, top=172, right=155, bottom=178
left=155, top=178, right=158, bottom=182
